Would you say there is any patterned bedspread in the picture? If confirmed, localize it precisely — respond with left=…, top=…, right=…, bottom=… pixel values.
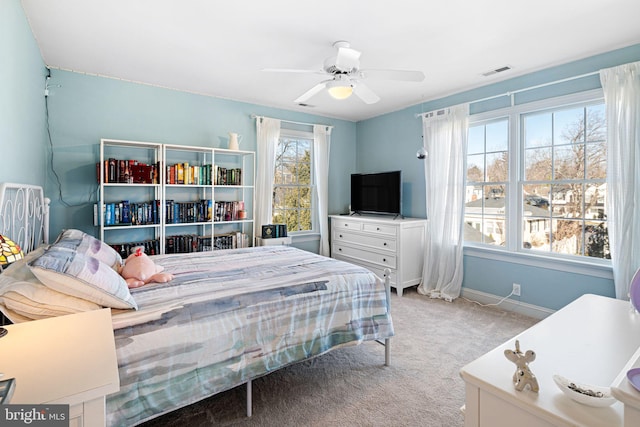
left=106, top=246, right=394, bottom=426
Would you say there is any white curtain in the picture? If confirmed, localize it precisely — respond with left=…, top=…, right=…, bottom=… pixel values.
left=417, top=104, right=469, bottom=301
left=255, top=117, right=281, bottom=237
left=600, top=61, right=640, bottom=299
left=313, top=125, right=331, bottom=256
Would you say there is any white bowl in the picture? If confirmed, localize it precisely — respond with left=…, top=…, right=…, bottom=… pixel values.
left=552, top=374, right=616, bottom=407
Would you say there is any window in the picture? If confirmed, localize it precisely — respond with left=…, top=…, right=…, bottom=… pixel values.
left=466, top=118, right=509, bottom=246
left=272, top=131, right=314, bottom=233
left=465, top=92, right=610, bottom=261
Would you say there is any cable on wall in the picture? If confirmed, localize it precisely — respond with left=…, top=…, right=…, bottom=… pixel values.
left=44, top=70, right=98, bottom=207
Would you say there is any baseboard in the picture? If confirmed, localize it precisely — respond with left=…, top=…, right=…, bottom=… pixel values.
left=461, top=288, right=555, bottom=320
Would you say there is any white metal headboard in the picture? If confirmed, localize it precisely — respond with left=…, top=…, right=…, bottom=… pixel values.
left=0, top=183, right=50, bottom=255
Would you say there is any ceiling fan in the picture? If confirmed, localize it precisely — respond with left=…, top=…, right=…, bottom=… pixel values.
left=263, top=41, right=425, bottom=105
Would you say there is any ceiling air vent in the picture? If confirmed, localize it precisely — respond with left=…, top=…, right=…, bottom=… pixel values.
left=482, top=65, right=512, bottom=77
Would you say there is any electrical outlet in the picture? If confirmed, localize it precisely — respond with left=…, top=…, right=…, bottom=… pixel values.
left=512, top=283, right=521, bottom=296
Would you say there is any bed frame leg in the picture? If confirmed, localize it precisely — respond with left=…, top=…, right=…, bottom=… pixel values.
left=246, top=380, right=252, bottom=417
left=384, top=268, right=391, bottom=366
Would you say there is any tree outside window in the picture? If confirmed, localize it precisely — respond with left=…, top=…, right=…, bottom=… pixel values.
left=465, top=98, right=609, bottom=261
left=272, top=136, right=313, bottom=232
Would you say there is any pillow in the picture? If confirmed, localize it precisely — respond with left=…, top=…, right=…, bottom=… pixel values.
left=0, top=247, right=101, bottom=322
left=53, top=229, right=122, bottom=269
left=0, top=281, right=100, bottom=320
left=29, top=245, right=137, bottom=310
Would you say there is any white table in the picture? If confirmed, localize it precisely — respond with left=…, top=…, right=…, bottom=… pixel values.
left=460, top=294, right=640, bottom=427
left=611, top=345, right=640, bottom=426
left=0, top=309, right=120, bottom=427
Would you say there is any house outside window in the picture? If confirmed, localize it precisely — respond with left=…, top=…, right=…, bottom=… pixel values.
left=464, top=91, right=610, bottom=261
left=272, top=130, right=315, bottom=233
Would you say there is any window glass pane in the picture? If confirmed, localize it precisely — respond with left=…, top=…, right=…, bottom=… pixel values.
left=467, top=154, right=484, bottom=182
left=468, top=126, right=485, bottom=154
left=554, top=144, right=585, bottom=180
left=586, top=141, right=607, bottom=179
left=553, top=107, right=584, bottom=145
left=586, top=104, right=606, bottom=142
left=486, top=120, right=508, bottom=152
left=523, top=183, right=550, bottom=212
left=273, top=135, right=315, bottom=234
left=486, top=152, right=508, bottom=182
left=585, top=221, right=610, bottom=258
left=552, top=219, right=584, bottom=256
left=524, top=112, right=552, bottom=148
left=552, top=183, right=584, bottom=218
left=523, top=215, right=550, bottom=251
left=524, top=147, right=552, bottom=180
left=585, top=183, right=606, bottom=219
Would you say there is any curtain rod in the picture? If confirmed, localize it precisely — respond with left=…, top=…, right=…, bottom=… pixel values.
left=415, top=70, right=600, bottom=118
left=250, top=114, right=333, bottom=130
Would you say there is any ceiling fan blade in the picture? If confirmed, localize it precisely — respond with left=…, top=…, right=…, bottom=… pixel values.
left=360, top=69, right=425, bottom=82
left=262, top=68, right=323, bottom=74
left=353, top=83, right=380, bottom=104
left=335, top=47, right=361, bottom=71
left=294, top=81, right=329, bottom=104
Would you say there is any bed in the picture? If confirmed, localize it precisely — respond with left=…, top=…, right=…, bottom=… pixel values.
left=0, top=182, right=394, bottom=426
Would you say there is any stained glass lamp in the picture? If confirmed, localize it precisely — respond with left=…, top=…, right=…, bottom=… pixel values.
left=0, top=235, right=23, bottom=271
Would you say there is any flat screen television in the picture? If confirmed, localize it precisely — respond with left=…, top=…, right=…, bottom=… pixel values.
left=350, top=171, right=402, bottom=217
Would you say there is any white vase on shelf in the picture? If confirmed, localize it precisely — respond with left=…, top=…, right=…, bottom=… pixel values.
left=228, top=133, right=240, bottom=150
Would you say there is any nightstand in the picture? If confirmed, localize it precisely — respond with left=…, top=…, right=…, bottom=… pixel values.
left=0, top=309, right=120, bottom=427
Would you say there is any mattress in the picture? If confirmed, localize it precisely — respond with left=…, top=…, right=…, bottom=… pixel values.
left=107, top=245, right=393, bottom=426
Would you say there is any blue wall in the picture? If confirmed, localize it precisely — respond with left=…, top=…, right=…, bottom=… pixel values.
left=5, top=0, right=640, bottom=312
left=357, top=44, right=640, bottom=313
left=0, top=0, right=48, bottom=186
left=43, top=70, right=357, bottom=251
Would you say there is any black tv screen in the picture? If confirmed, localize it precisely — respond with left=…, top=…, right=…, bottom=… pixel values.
left=350, top=171, right=402, bottom=216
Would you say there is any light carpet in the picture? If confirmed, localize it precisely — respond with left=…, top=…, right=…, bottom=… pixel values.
left=139, top=287, right=538, bottom=427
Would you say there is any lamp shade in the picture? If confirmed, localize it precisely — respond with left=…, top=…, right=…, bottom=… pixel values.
left=0, top=235, right=23, bottom=267
left=327, top=78, right=353, bottom=100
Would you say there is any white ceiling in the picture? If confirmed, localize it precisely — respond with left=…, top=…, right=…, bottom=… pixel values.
left=21, top=0, right=640, bottom=122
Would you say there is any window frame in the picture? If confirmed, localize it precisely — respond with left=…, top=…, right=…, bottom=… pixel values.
left=465, top=89, right=611, bottom=274
left=272, top=128, right=317, bottom=235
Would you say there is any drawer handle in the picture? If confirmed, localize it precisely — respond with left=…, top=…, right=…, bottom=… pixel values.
left=383, top=242, right=387, bottom=246
left=383, top=258, right=386, bottom=262
left=338, top=248, right=342, bottom=251
left=340, top=234, right=343, bottom=238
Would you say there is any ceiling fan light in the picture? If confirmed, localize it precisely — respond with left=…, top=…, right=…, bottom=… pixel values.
left=327, top=79, right=353, bottom=100
left=327, top=85, right=353, bottom=100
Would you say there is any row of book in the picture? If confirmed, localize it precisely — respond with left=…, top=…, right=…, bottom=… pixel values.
left=102, top=201, right=161, bottom=226
left=213, top=201, right=245, bottom=222
left=166, top=200, right=212, bottom=224
left=110, top=239, right=161, bottom=258
left=108, top=232, right=251, bottom=257
left=97, top=159, right=160, bottom=184
left=166, top=232, right=250, bottom=253
left=166, top=163, right=213, bottom=185
left=166, top=165, right=242, bottom=186
left=100, top=199, right=248, bottom=226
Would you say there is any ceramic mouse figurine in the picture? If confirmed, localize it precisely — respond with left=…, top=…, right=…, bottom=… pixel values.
left=504, top=340, right=539, bottom=392
left=120, top=246, right=174, bottom=288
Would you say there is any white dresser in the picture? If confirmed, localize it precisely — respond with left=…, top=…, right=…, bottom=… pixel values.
left=329, top=215, right=426, bottom=296
left=460, top=294, right=640, bottom=427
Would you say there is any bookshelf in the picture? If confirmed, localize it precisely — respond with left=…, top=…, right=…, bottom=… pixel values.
left=98, top=139, right=255, bottom=256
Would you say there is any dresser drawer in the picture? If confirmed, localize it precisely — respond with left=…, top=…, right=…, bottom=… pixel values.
left=362, top=222, right=397, bottom=236
left=332, top=218, right=363, bottom=231
left=332, top=243, right=396, bottom=269
left=333, top=230, right=397, bottom=251
left=333, top=254, right=397, bottom=284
